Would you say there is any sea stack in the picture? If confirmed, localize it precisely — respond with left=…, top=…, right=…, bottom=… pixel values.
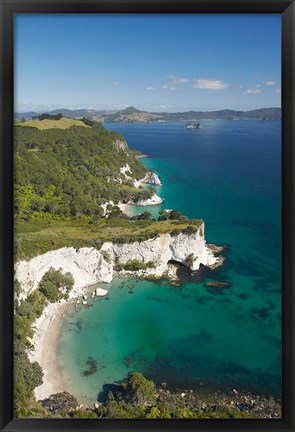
left=144, top=171, right=162, bottom=186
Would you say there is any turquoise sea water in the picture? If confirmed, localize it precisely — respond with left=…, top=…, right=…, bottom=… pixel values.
left=58, top=121, right=281, bottom=403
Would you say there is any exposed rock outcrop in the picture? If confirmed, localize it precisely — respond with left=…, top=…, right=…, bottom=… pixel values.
left=15, top=223, right=223, bottom=299
left=143, top=171, right=162, bottom=186
left=102, top=225, right=220, bottom=275
left=113, top=139, right=128, bottom=151
left=15, top=247, right=113, bottom=301
left=134, top=193, right=163, bottom=206
left=120, top=164, right=132, bottom=180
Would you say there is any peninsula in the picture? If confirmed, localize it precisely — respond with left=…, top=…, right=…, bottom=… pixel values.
left=14, top=116, right=224, bottom=417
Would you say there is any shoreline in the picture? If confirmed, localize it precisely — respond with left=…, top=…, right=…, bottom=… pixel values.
left=27, top=284, right=109, bottom=401
left=104, top=170, right=163, bottom=216
left=136, top=154, right=149, bottom=159
left=117, top=203, right=134, bottom=217
left=133, top=172, right=150, bottom=188
left=29, top=302, right=69, bottom=400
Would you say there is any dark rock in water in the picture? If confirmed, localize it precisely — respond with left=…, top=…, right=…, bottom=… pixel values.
left=128, top=290, right=134, bottom=294
left=205, top=281, right=231, bottom=295
left=205, top=281, right=230, bottom=288
left=207, top=243, right=227, bottom=253
left=82, top=357, right=98, bottom=377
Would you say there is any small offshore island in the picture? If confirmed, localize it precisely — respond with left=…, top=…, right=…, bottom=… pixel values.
left=14, top=115, right=281, bottom=419
left=185, top=122, right=203, bottom=129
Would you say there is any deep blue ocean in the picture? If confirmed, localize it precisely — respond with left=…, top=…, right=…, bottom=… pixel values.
left=58, top=120, right=281, bottom=403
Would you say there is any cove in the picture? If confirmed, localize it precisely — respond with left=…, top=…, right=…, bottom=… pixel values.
left=57, top=120, right=281, bottom=403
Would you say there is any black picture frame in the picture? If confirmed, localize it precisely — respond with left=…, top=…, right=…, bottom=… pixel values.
left=0, top=1, right=294, bottom=431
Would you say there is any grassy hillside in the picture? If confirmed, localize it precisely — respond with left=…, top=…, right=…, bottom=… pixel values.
left=18, top=118, right=90, bottom=130
left=15, top=218, right=203, bottom=260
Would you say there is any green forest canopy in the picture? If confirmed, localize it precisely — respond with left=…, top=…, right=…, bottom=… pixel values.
left=14, top=120, right=149, bottom=220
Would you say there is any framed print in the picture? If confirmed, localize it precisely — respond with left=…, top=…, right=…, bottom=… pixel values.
left=1, top=0, right=294, bottom=431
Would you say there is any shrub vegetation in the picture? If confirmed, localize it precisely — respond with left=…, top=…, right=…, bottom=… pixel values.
left=14, top=269, right=74, bottom=416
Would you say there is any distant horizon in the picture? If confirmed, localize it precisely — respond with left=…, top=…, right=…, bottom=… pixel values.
left=15, top=105, right=281, bottom=114
left=15, top=14, right=281, bottom=113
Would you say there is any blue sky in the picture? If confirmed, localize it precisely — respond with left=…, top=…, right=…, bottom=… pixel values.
left=14, top=14, right=281, bottom=112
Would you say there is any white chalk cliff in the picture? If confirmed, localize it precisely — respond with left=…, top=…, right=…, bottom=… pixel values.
left=16, top=223, right=223, bottom=401
left=134, top=193, right=163, bottom=206
left=15, top=223, right=222, bottom=299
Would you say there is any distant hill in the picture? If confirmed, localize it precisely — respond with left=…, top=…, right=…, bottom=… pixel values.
left=15, top=111, right=40, bottom=121
left=14, top=108, right=114, bottom=121
left=104, top=106, right=281, bottom=122
left=48, top=108, right=102, bottom=119
left=104, top=106, right=159, bottom=123
left=15, top=106, right=281, bottom=122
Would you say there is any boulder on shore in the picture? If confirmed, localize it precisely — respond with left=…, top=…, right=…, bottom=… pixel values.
left=95, top=287, right=108, bottom=297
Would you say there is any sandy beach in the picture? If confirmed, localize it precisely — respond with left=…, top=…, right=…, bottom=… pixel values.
left=102, top=171, right=162, bottom=217
left=28, top=302, right=69, bottom=400
left=117, top=203, right=134, bottom=217
left=27, top=284, right=109, bottom=401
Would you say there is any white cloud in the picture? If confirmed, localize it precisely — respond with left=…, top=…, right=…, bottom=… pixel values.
left=193, top=78, right=230, bottom=90
left=159, top=104, right=175, bottom=109
left=256, top=84, right=262, bottom=88
left=239, top=85, right=244, bottom=89
left=146, top=86, right=156, bottom=92
left=266, top=81, right=276, bottom=86
left=112, top=81, right=119, bottom=86
left=162, top=84, right=178, bottom=91
left=168, top=75, right=190, bottom=84
left=245, top=89, right=262, bottom=94
left=276, top=89, right=281, bottom=93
